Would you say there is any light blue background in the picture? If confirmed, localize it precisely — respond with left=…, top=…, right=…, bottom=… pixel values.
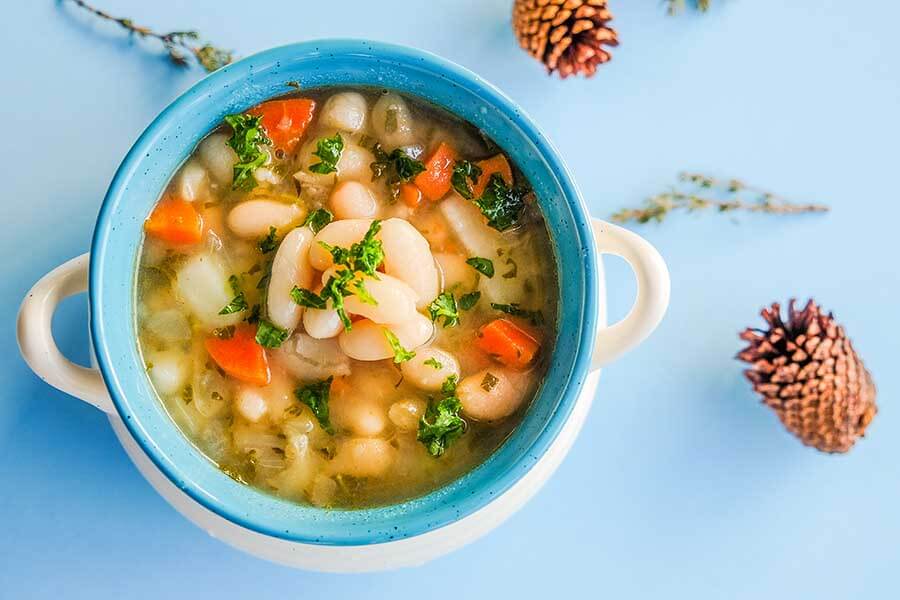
left=2, top=0, right=898, bottom=597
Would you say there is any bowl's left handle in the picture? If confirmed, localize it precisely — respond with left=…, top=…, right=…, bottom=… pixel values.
left=17, top=253, right=114, bottom=413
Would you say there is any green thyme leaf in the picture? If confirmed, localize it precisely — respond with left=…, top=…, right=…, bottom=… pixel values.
left=383, top=329, right=416, bottom=363
left=255, top=318, right=289, bottom=348
left=257, top=227, right=279, bottom=254
left=473, top=173, right=526, bottom=232
left=441, top=374, right=458, bottom=395
left=224, top=113, right=271, bottom=191
left=458, top=291, right=481, bottom=311
left=290, top=286, right=327, bottom=309
left=294, top=377, right=334, bottom=434
left=428, top=292, right=460, bottom=328
left=219, top=275, right=248, bottom=315
left=423, top=357, right=443, bottom=370
left=303, top=208, right=334, bottom=233
left=452, top=160, right=483, bottom=200
left=309, top=133, right=343, bottom=174
left=465, top=257, right=494, bottom=278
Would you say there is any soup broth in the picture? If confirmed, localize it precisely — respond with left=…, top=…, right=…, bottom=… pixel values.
left=136, top=87, right=558, bottom=508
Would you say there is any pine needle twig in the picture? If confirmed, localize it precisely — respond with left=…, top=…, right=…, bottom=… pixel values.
left=64, top=0, right=232, bottom=72
left=612, top=172, right=830, bottom=224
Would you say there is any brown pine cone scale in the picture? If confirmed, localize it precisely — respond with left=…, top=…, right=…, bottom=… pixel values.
left=737, top=299, right=877, bottom=454
left=513, top=0, right=619, bottom=79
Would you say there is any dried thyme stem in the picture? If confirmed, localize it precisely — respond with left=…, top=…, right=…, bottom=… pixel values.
left=64, top=0, right=232, bottom=72
left=612, top=172, right=830, bottom=224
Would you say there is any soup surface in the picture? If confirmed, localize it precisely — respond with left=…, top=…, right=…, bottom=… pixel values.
left=136, top=86, right=558, bottom=508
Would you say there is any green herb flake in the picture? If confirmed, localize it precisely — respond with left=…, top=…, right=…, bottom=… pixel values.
left=369, top=144, right=426, bottom=201
left=321, top=269, right=355, bottom=330
left=490, top=302, right=544, bottom=326
left=465, top=256, right=495, bottom=278
left=423, top=357, right=443, bottom=370
left=213, top=325, right=236, bottom=339
left=303, top=208, right=334, bottom=234
left=417, top=375, right=466, bottom=457
left=224, top=113, right=271, bottom=191
left=451, top=160, right=483, bottom=200
left=502, top=257, right=518, bottom=279
left=309, top=133, right=343, bottom=174
left=182, top=384, right=194, bottom=404
left=219, top=275, right=248, bottom=315
left=384, top=329, right=416, bottom=363
left=245, top=304, right=261, bottom=324
left=257, top=226, right=279, bottom=254
left=290, top=286, right=327, bottom=309
left=428, top=292, right=460, bottom=328
left=473, top=173, right=526, bottom=232
left=384, top=108, right=399, bottom=134
left=352, top=278, right=378, bottom=306
left=441, top=374, right=459, bottom=395
left=458, top=291, right=481, bottom=311
left=480, top=372, right=500, bottom=392
left=294, top=377, right=334, bottom=434
left=255, top=319, right=289, bottom=348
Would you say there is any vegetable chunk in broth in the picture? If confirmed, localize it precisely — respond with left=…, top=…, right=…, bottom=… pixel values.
left=136, top=87, right=558, bottom=509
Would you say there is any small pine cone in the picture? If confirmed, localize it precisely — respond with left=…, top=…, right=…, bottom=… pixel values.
left=737, top=299, right=877, bottom=453
left=513, top=0, right=619, bottom=79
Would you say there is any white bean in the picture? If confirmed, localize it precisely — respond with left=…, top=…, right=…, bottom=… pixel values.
left=226, top=200, right=304, bottom=239
left=267, top=227, right=315, bottom=331
left=457, top=368, right=525, bottom=422
left=309, top=219, right=373, bottom=270
left=302, top=302, right=344, bottom=339
left=371, top=92, right=415, bottom=147
left=342, top=273, right=419, bottom=324
left=380, top=218, right=440, bottom=308
left=435, top=252, right=478, bottom=291
left=336, top=142, right=375, bottom=182
left=274, top=334, right=351, bottom=380
left=400, top=347, right=460, bottom=392
left=175, top=159, right=209, bottom=202
left=327, top=438, right=395, bottom=478
left=330, top=394, right=387, bottom=437
left=388, top=399, right=427, bottom=432
left=235, top=387, right=268, bottom=423
left=320, top=92, right=368, bottom=133
left=329, top=181, right=379, bottom=220
left=147, top=351, right=188, bottom=396
left=197, top=132, right=237, bottom=186
left=175, top=253, right=243, bottom=328
left=338, top=314, right=434, bottom=361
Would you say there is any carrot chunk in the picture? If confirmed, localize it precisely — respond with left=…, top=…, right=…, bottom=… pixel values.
left=472, top=154, right=514, bottom=198
left=144, top=198, right=203, bottom=245
left=414, top=142, right=458, bottom=202
left=399, top=182, right=423, bottom=208
left=248, top=98, right=316, bottom=154
left=476, top=318, right=541, bottom=369
left=205, top=325, right=271, bottom=386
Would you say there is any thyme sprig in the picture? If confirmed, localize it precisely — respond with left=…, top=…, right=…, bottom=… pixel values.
left=612, top=172, right=830, bottom=224
left=666, top=0, right=711, bottom=15
left=64, top=0, right=232, bottom=72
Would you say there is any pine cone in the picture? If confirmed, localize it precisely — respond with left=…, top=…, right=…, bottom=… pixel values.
left=513, top=0, right=619, bottom=79
left=737, top=299, right=877, bottom=453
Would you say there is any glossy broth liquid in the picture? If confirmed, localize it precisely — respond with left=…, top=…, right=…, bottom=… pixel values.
left=136, top=87, right=558, bottom=508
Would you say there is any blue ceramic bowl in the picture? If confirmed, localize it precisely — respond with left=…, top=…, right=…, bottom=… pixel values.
left=90, top=40, right=598, bottom=545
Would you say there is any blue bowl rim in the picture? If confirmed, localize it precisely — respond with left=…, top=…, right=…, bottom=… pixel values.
left=89, top=39, right=599, bottom=545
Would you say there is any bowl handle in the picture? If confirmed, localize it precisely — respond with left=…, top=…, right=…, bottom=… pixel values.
left=590, top=219, right=670, bottom=369
left=17, top=253, right=114, bottom=413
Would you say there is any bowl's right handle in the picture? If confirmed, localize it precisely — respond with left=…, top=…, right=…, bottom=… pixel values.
left=17, top=253, right=114, bottom=413
left=590, top=219, right=671, bottom=370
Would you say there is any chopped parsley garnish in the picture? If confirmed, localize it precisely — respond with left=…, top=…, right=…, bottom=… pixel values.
left=352, top=278, right=377, bottom=306
left=257, top=227, right=279, bottom=254
left=319, top=220, right=384, bottom=276
left=320, top=269, right=355, bottom=330
left=417, top=375, right=466, bottom=457
left=293, top=377, right=334, bottom=434
left=370, top=144, right=426, bottom=184
left=309, top=133, right=344, bottom=174
left=255, top=318, right=289, bottom=348
left=290, top=286, right=327, bottom=309
left=245, top=304, right=261, bottom=324
left=490, top=302, right=544, bottom=325
left=428, top=292, right=460, bottom=328
left=472, top=173, right=526, bottom=231
left=465, top=257, right=494, bottom=278
left=423, top=357, right=443, bottom=370
left=224, top=113, right=271, bottom=191
left=383, top=329, right=416, bottom=363
left=303, top=208, right=334, bottom=233
left=451, top=160, right=483, bottom=199
left=219, top=275, right=248, bottom=315
left=458, top=291, right=481, bottom=311
left=480, top=372, right=500, bottom=392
